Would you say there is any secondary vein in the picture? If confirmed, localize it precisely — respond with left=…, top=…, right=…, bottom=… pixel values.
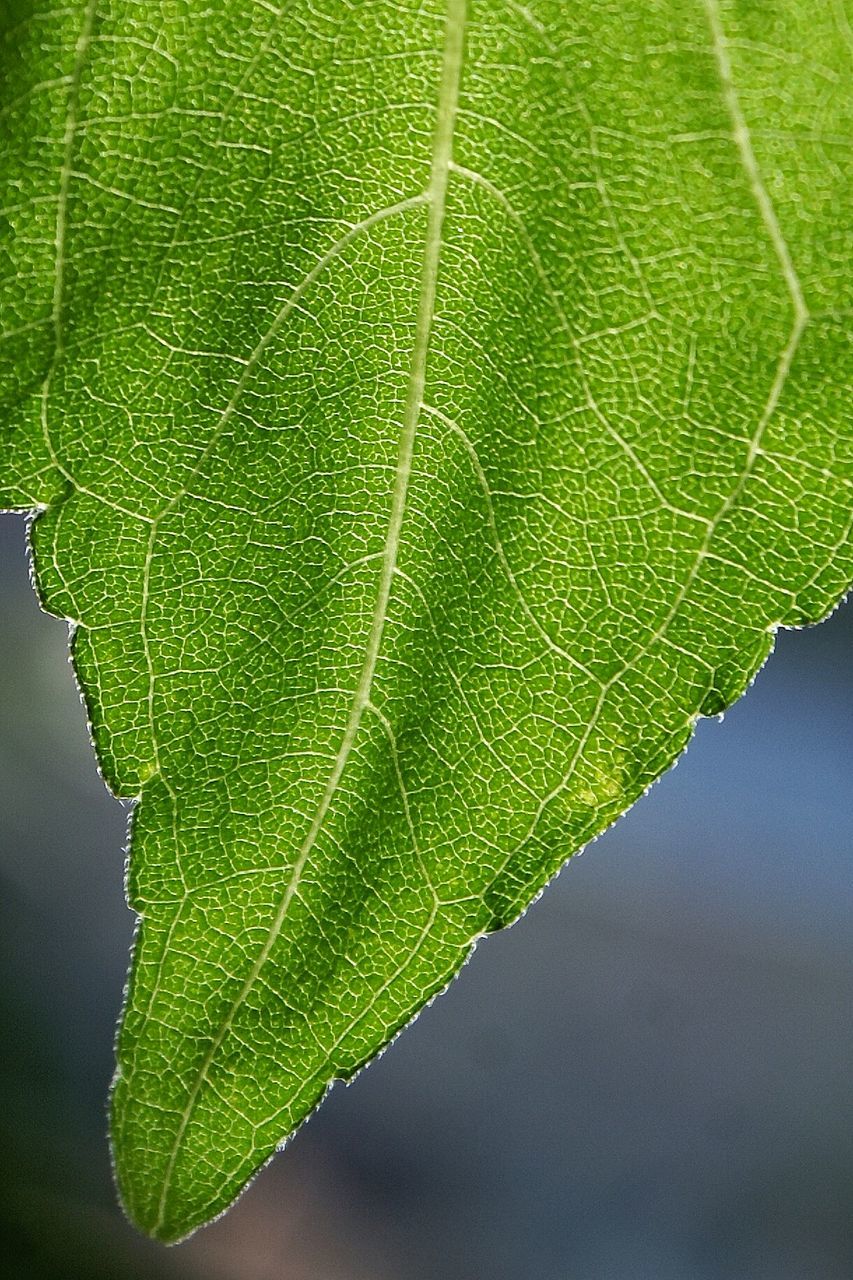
left=39, top=0, right=97, bottom=493
left=150, top=0, right=467, bottom=1233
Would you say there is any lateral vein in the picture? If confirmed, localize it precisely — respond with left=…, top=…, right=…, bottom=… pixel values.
left=40, top=0, right=98, bottom=491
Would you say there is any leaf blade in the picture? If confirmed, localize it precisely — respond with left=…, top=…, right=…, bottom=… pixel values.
left=1, top=0, right=851, bottom=1241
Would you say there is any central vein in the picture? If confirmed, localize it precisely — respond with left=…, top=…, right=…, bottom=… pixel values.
left=152, top=0, right=467, bottom=1231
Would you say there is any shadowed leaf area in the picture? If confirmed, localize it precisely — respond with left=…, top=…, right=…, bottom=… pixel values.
left=1, top=0, right=850, bottom=1242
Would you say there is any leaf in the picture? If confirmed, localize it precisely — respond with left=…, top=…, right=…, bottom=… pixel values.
left=1, top=0, right=851, bottom=1243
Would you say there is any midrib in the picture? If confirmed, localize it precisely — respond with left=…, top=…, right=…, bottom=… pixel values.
left=151, top=0, right=467, bottom=1233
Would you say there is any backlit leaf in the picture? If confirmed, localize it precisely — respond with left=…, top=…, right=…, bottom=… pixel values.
left=1, top=0, right=850, bottom=1241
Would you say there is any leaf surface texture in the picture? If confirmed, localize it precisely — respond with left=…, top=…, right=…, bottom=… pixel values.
left=1, top=0, right=850, bottom=1241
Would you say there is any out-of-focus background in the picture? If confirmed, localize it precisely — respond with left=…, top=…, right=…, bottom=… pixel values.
left=1, top=508, right=851, bottom=1280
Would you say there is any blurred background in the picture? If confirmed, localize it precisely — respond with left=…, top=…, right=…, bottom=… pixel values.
left=1, top=508, right=851, bottom=1280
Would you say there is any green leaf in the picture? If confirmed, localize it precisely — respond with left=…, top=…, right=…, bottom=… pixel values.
left=1, top=0, right=850, bottom=1243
